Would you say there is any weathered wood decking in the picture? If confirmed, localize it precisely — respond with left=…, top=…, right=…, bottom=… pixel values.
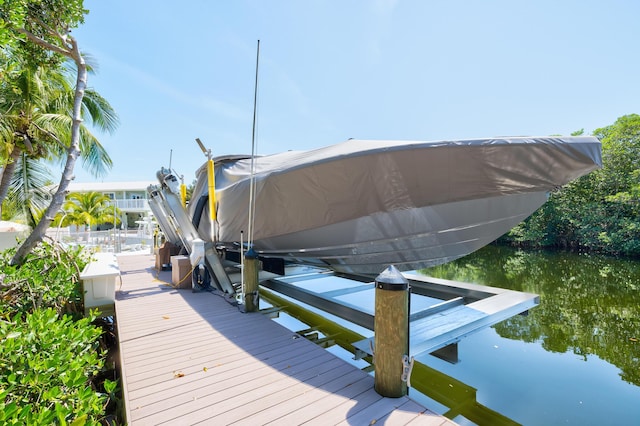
left=115, top=254, right=456, bottom=425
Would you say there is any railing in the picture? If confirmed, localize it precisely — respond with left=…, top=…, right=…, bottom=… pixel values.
left=112, top=199, right=149, bottom=210
left=46, top=228, right=154, bottom=254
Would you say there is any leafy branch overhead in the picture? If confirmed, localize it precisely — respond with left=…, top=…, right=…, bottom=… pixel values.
left=0, top=0, right=87, bottom=63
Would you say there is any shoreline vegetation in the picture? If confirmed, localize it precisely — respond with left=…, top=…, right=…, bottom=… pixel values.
left=0, top=242, right=120, bottom=425
left=499, top=114, right=640, bottom=259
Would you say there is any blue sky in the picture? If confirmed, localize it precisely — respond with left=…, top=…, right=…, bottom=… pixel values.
left=70, top=0, right=640, bottom=183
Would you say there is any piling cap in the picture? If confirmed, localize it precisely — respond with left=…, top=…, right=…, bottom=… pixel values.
left=245, top=247, right=258, bottom=259
left=375, top=265, right=409, bottom=291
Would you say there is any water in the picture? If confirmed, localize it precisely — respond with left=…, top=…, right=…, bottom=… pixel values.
left=417, top=245, right=640, bottom=425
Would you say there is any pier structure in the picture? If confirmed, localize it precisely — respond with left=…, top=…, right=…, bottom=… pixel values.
left=114, top=254, right=456, bottom=425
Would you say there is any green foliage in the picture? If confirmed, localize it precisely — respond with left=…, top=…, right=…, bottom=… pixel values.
left=502, top=114, right=640, bottom=257
left=1, top=7, right=120, bottom=422
left=0, top=308, right=106, bottom=425
left=1, top=0, right=118, bottom=267
left=7, top=153, right=53, bottom=227
left=0, top=243, right=119, bottom=424
left=424, top=245, right=640, bottom=386
left=0, top=0, right=88, bottom=67
left=0, top=50, right=116, bottom=217
left=63, top=191, right=121, bottom=228
left=0, top=240, right=89, bottom=317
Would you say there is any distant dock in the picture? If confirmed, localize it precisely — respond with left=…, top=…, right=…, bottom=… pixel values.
left=114, top=254, right=457, bottom=425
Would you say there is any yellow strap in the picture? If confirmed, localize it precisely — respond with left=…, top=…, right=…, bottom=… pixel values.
left=207, top=159, right=216, bottom=221
left=180, top=183, right=187, bottom=207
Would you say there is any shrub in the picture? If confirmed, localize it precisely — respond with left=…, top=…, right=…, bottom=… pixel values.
left=0, top=241, right=90, bottom=318
left=0, top=243, right=116, bottom=424
left=0, top=308, right=108, bottom=425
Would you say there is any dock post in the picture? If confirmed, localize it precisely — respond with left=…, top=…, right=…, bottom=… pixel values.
left=374, top=265, right=409, bottom=397
left=243, top=248, right=260, bottom=312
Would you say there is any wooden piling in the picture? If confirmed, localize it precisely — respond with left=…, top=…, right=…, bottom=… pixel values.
left=243, top=248, right=260, bottom=312
left=374, top=265, right=409, bottom=397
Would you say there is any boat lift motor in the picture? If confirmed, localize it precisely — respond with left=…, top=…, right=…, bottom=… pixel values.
left=190, top=238, right=211, bottom=290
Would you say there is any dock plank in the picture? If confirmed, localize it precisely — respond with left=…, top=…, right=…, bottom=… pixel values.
left=130, top=345, right=332, bottom=421
left=264, top=375, right=375, bottom=425
left=115, top=254, right=454, bottom=425
left=239, top=367, right=367, bottom=425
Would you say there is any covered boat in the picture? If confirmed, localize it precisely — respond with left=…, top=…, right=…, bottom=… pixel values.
left=188, top=136, right=601, bottom=275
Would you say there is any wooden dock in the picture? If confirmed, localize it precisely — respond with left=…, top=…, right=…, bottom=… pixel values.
left=115, top=254, right=456, bottom=425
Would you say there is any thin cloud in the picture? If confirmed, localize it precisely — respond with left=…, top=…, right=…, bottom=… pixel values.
left=373, top=0, right=400, bottom=16
left=365, top=0, right=401, bottom=61
left=89, top=49, right=245, bottom=122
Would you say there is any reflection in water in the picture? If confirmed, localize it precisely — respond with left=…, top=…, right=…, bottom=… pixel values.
left=262, top=247, right=639, bottom=425
left=425, top=245, right=640, bottom=387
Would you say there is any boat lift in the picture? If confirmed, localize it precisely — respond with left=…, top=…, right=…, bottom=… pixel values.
left=261, top=265, right=539, bottom=364
left=147, top=168, right=235, bottom=295
left=147, top=164, right=538, bottom=364
left=146, top=169, right=539, bottom=364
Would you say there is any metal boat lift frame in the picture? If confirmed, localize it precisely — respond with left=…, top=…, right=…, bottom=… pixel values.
left=261, top=266, right=539, bottom=363
left=147, top=169, right=538, bottom=364
left=147, top=170, right=235, bottom=295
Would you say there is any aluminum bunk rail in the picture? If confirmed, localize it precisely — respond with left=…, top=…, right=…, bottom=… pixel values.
left=148, top=169, right=235, bottom=295
left=147, top=187, right=181, bottom=245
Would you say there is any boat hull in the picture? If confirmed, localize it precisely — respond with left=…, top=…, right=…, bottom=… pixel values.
left=253, top=191, right=548, bottom=274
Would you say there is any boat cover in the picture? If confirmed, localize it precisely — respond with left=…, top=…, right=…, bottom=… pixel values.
left=190, top=137, right=601, bottom=246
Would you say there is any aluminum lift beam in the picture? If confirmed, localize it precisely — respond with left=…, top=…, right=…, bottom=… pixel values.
left=147, top=186, right=181, bottom=245
left=262, top=267, right=538, bottom=363
left=148, top=171, right=235, bottom=295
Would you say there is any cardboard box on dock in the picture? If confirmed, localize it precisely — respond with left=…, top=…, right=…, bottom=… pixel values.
left=171, top=255, right=192, bottom=289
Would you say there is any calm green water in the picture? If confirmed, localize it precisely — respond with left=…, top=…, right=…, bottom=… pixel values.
left=418, top=245, right=640, bottom=425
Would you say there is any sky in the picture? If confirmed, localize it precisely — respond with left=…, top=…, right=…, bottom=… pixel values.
left=68, top=0, right=640, bottom=183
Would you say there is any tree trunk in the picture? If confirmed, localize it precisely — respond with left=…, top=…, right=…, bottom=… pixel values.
left=0, top=147, right=22, bottom=218
left=11, top=38, right=86, bottom=266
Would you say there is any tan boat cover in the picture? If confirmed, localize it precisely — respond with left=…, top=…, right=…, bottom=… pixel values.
left=190, top=137, right=601, bottom=245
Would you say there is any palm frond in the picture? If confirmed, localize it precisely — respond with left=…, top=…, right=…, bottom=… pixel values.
left=7, top=153, right=53, bottom=227
left=82, top=89, right=119, bottom=133
left=81, top=52, right=100, bottom=74
left=0, top=55, right=118, bottom=210
left=78, top=126, right=113, bottom=177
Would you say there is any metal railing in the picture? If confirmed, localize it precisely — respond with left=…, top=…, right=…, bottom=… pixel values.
left=112, top=199, right=149, bottom=210
left=46, top=228, right=154, bottom=254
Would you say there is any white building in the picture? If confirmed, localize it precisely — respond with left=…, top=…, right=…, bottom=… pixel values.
left=66, top=181, right=156, bottom=230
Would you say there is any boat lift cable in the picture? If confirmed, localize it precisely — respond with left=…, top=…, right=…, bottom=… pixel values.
left=248, top=39, right=260, bottom=247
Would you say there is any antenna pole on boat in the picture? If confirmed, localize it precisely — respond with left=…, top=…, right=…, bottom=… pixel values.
left=247, top=39, right=260, bottom=247
left=240, top=230, right=244, bottom=296
left=243, top=40, right=261, bottom=313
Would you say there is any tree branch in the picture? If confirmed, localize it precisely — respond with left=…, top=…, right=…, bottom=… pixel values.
left=31, top=16, right=70, bottom=48
left=30, top=121, right=66, bottom=149
left=15, top=27, right=71, bottom=58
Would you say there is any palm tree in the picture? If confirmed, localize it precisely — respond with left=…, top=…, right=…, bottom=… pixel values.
left=63, top=191, right=121, bottom=232
left=0, top=52, right=118, bottom=218
left=0, top=53, right=62, bottom=212
left=2, top=2, right=117, bottom=266
left=5, top=153, right=52, bottom=227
